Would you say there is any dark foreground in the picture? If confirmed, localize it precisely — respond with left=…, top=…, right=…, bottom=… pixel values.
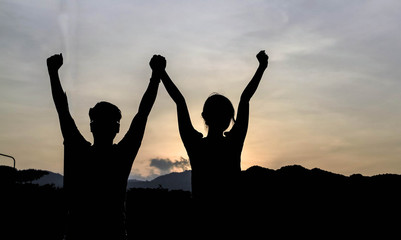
left=1, top=165, right=401, bottom=239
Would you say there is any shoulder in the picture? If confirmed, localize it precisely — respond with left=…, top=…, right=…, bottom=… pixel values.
left=224, top=130, right=245, bottom=147
left=183, top=134, right=204, bottom=156
left=186, top=131, right=203, bottom=143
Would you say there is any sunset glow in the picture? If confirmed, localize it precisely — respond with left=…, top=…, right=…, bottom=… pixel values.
left=2, top=0, right=401, bottom=179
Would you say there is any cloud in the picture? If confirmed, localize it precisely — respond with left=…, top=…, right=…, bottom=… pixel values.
left=149, top=157, right=190, bottom=174
left=2, top=0, right=401, bottom=177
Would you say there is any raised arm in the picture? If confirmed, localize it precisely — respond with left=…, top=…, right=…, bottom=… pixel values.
left=159, top=57, right=202, bottom=143
left=118, top=55, right=161, bottom=158
left=241, top=50, right=269, bottom=103
left=47, top=53, right=83, bottom=141
left=135, top=61, right=161, bottom=118
left=229, top=51, right=269, bottom=140
left=47, top=54, right=67, bottom=114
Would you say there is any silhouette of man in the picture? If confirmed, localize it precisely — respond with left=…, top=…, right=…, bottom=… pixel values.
left=159, top=51, right=268, bottom=202
left=47, top=53, right=164, bottom=240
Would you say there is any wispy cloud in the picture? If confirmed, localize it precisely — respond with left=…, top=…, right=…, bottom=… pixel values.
left=1, top=0, right=401, bottom=177
left=149, top=157, right=190, bottom=175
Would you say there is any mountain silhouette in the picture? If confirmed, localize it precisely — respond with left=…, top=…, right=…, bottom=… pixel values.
left=0, top=166, right=58, bottom=185
left=0, top=166, right=191, bottom=191
left=5, top=164, right=401, bottom=194
left=242, top=164, right=401, bottom=190
left=241, top=164, right=401, bottom=201
left=31, top=171, right=63, bottom=188
left=127, top=170, right=191, bottom=191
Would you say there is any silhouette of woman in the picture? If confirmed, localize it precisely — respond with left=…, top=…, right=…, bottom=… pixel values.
left=159, top=51, right=269, bottom=201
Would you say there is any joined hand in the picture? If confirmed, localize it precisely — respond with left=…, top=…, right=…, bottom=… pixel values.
left=150, top=55, right=166, bottom=72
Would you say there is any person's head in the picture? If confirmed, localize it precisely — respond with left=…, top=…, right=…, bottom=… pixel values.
left=89, top=101, right=121, bottom=144
left=201, top=93, right=235, bottom=132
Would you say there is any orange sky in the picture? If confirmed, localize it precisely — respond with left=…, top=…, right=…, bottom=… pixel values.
left=2, top=0, right=401, bottom=179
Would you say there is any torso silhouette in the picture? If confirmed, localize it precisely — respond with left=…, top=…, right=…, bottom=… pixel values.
left=63, top=123, right=132, bottom=239
left=185, top=134, right=242, bottom=200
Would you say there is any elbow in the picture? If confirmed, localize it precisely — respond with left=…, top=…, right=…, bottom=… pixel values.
left=240, top=94, right=251, bottom=104
left=174, top=95, right=186, bottom=106
left=137, top=106, right=151, bottom=118
left=176, top=101, right=186, bottom=110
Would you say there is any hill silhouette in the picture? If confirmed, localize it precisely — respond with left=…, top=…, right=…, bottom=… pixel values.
left=127, top=170, right=191, bottom=191
left=1, top=164, right=401, bottom=239
left=241, top=164, right=401, bottom=203
left=0, top=165, right=53, bottom=185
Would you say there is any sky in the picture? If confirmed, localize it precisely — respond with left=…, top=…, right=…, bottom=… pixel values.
left=1, top=0, right=401, bottom=180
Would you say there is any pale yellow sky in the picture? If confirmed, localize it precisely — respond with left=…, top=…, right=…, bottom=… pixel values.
left=1, top=0, right=401, bottom=179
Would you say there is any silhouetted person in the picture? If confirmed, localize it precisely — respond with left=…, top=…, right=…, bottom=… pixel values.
left=159, top=51, right=269, bottom=201
left=47, top=53, right=164, bottom=240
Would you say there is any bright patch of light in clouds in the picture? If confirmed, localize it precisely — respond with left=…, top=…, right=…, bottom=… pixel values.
left=1, top=0, right=401, bottom=178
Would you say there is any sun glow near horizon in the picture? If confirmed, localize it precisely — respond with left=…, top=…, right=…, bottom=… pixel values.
left=2, top=0, right=401, bottom=179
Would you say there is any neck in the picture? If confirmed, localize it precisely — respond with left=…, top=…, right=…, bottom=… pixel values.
left=93, top=138, right=113, bottom=147
left=206, top=127, right=224, bottom=139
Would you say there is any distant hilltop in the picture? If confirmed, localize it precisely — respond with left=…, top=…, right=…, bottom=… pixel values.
left=2, top=164, right=401, bottom=194
left=0, top=165, right=64, bottom=187
left=127, top=170, right=191, bottom=191
left=241, top=164, right=401, bottom=203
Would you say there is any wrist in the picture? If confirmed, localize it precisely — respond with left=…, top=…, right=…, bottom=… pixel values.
left=154, top=69, right=167, bottom=77
left=48, top=68, right=59, bottom=75
left=159, top=69, right=167, bottom=79
left=150, top=76, right=160, bottom=83
left=259, top=63, right=268, bottom=69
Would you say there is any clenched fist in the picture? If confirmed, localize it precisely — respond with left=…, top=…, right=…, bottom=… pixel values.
left=256, top=50, right=268, bottom=68
left=47, top=53, right=63, bottom=71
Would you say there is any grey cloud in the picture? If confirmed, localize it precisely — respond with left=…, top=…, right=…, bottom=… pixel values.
left=149, top=157, right=190, bottom=173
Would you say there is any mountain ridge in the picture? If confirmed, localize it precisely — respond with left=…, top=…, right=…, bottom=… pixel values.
left=3, top=164, right=400, bottom=193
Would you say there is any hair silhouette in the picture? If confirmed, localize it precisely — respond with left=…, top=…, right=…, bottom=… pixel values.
left=89, top=101, right=122, bottom=123
left=89, top=101, right=122, bottom=146
left=47, top=53, right=163, bottom=239
left=202, top=93, right=235, bottom=131
left=160, top=51, right=269, bottom=201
